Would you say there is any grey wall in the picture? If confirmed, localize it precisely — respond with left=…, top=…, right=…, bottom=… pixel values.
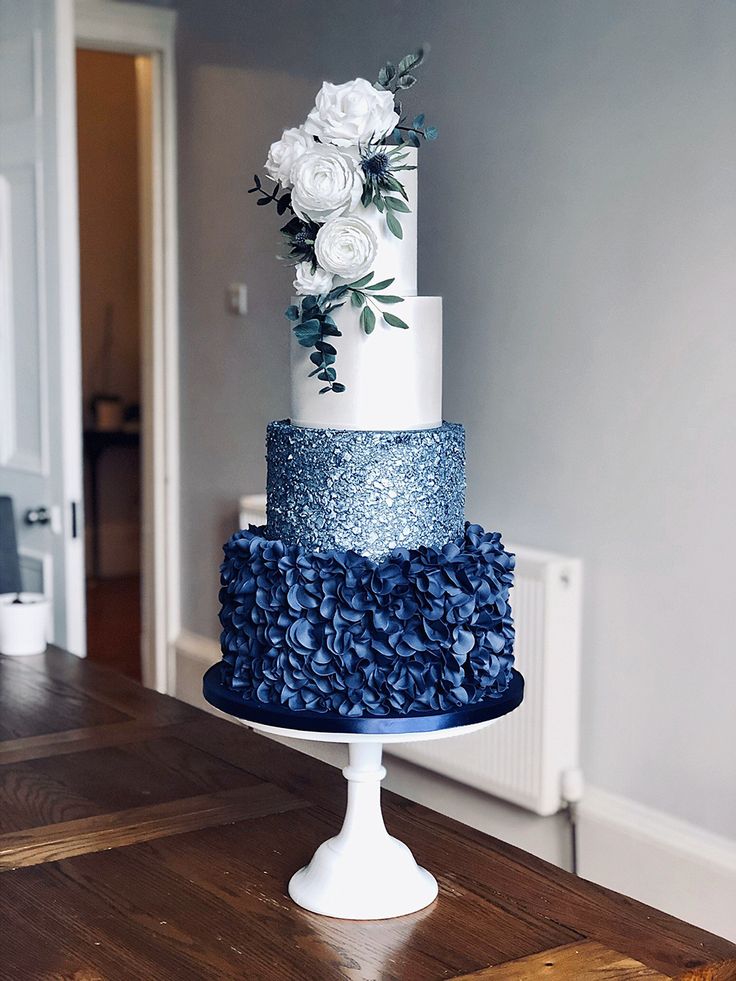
left=174, top=0, right=736, bottom=837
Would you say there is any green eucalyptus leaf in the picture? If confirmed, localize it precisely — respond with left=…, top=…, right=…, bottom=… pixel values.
left=319, top=386, right=331, bottom=394
left=309, top=351, right=323, bottom=366
left=424, top=126, right=438, bottom=141
left=412, top=113, right=425, bottom=128
left=361, top=183, right=373, bottom=208
left=308, top=367, right=321, bottom=377
left=294, top=326, right=320, bottom=343
left=373, top=195, right=385, bottom=213
left=315, top=340, right=337, bottom=354
left=361, top=306, right=376, bottom=334
left=398, top=50, right=423, bottom=75
left=351, top=291, right=365, bottom=308
left=384, top=197, right=411, bottom=213
left=285, top=305, right=300, bottom=321
left=377, top=62, right=396, bottom=89
left=332, top=382, right=346, bottom=393
left=366, top=278, right=395, bottom=291
left=383, top=311, right=409, bottom=329
left=348, top=272, right=374, bottom=289
left=385, top=210, right=403, bottom=239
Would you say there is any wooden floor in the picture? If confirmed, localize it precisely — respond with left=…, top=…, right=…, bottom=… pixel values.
left=86, top=575, right=141, bottom=680
left=0, top=648, right=735, bottom=980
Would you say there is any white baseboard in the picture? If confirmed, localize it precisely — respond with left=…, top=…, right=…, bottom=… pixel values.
left=172, top=630, right=736, bottom=942
left=172, top=628, right=220, bottom=714
left=578, top=786, right=736, bottom=942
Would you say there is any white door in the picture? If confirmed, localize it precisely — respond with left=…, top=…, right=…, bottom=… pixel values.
left=0, top=0, right=85, bottom=653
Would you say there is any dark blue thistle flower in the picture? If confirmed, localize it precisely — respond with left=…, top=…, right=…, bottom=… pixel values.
left=361, top=150, right=391, bottom=180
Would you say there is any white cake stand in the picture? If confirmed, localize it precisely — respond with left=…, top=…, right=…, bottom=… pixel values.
left=231, top=714, right=498, bottom=920
left=203, top=664, right=523, bottom=920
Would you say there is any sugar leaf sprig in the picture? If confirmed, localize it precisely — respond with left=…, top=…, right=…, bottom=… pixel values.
left=286, top=293, right=346, bottom=394
left=345, top=272, right=408, bottom=333
left=376, top=47, right=427, bottom=95
left=375, top=47, right=439, bottom=148
left=247, top=173, right=293, bottom=215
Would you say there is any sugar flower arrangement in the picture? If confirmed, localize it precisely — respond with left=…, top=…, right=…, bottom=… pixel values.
left=249, top=47, right=437, bottom=394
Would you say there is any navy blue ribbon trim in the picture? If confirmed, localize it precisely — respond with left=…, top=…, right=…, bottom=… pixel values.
left=203, top=663, right=524, bottom=736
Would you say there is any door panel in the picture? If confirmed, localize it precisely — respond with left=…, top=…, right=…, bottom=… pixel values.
left=0, top=0, right=84, bottom=652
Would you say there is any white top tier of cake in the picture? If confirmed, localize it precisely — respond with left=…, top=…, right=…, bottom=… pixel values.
left=291, top=148, right=443, bottom=431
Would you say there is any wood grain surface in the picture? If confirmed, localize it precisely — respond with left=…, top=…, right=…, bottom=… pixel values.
left=0, top=647, right=733, bottom=981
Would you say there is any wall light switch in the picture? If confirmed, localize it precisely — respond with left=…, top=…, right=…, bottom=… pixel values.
left=227, top=283, right=248, bottom=316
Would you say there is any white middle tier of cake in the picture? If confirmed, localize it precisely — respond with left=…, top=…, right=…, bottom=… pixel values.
left=290, top=295, right=442, bottom=430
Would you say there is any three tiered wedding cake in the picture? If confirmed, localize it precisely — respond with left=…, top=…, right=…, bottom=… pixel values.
left=206, top=51, right=522, bottom=732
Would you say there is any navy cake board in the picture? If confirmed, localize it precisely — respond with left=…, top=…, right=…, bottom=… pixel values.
left=203, top=663, right=524, bottom=737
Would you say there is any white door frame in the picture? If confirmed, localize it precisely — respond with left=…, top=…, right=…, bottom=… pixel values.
left=73, top=0, right=180, bottom=692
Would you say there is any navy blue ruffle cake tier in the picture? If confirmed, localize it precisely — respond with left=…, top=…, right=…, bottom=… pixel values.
left=215, top=523, right=516, bottom=720
left=266, top=420, right=465, bottom=562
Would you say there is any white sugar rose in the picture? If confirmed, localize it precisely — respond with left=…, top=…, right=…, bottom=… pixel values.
left=264, top=126, right=313, bottom=185
left=293, top=261, right=334, bottom=296
left=289, top=144, right=362, bottom=223
left=304, top=78, right=399, bottom=147
left=314, top=216, right=377, bottom=279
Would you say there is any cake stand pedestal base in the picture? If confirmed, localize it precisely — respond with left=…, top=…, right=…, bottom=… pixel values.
left=289, top=741, right=436, bottom=919
left=203, top=664, right=524, bottom=920
left=224, top=715, right=503, bottom=920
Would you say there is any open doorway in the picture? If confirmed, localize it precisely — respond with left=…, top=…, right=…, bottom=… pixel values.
left=73, top=0, right=179, bottom=695
left=76, top=49, right=149, bottom=680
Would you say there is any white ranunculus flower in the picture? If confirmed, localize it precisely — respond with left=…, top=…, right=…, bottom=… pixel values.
left=289, top=144, right=362, bottom=223
left=314, top=216, right=378, bottom=280
left=264, top=126, right=313, bottom=186
left=304, top=78, right=399, bottom=147
left=293, top=262, right=334, bottom=296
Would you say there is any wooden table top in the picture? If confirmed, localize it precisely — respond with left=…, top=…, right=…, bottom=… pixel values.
left=0, top=648, right=734, bottom=980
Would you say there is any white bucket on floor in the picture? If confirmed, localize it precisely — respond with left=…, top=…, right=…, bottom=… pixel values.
left=0, top=592, right=50, bottom=656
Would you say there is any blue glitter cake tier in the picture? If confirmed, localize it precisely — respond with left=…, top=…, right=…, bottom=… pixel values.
left=266, top=420, right=465, bottom=561
left=218, top=523, right=515, bottom=719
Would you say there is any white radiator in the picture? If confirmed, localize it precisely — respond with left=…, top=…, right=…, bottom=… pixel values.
left=239, top=497, right=583, bottom=816
left=389, top=545, right=583, bottom=815
left=240, top=494, right=267, bottom=528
